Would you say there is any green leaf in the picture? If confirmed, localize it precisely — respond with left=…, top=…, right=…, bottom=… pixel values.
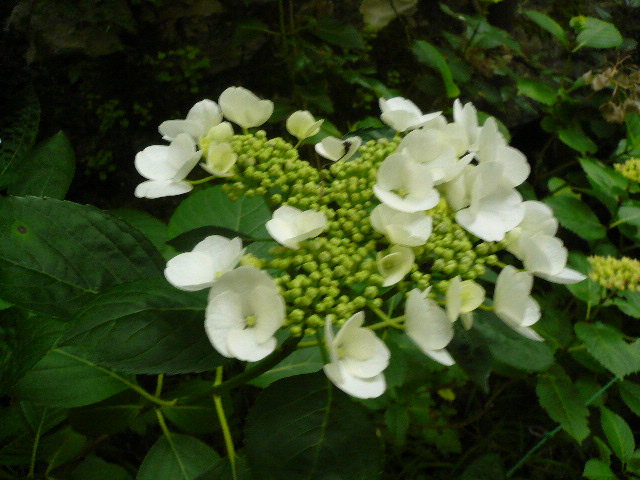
left=472, top=311, right=554, bottom=372
left=308, top=17, right=366, bottom=51
left=245, top=373, right=382, bottom=480
left=138, top=433, right=220, bottom=480
left=613, top=291, right=640, bottom=318
left=544, top=195, right=606, bottom=240
left=583, top=458, right=618, bottom=480
left=162, top=381, right=219, bottom=435
left=7, top=131, right=75, bottom=199
left=69, top=393, right=142, bottom=437
left=619, top=381, right=640, bottom=417
left=168, top=225, right=259, bottom=252
left=69, top=455, right=132, bottom=480
left=412, top=40, right=460, bottom=98
left=571, top=16, right=623, bottom=50
left=558, top=122, right=598, bottom=154
left=575, top=322, right=640, bottom=378
left=10, top=347, right=130, bottom=407
left=249, top=347, right=323, bottom=388
left=626, top=113, right=640, bottom=153
left=0, top=197, right=164, bottom=318
left=565, top=252, right=605, bottom=304
left=385, top=403, right=409, bottom=447
left=40, top=427, right=87, bottom=471
left=601, top=406, right=635, bottom=462
left=0, top=308, right=64, bottom=394
left=523, top=10, right=569, bottom=47
left=536, top=365, right=590, bottom=444
left=111, top=208, right=175, bottom=260
left=614, top=204, right=640, bottom=238
left=517, top=78, right=558, bottom=106
left=62, top=278, right=228, bottom=374
left=459, top=453, right=505, bottom=480
left=580, top=158, right=628, bottom=212
left=168, top=186, right=272, bottom=258
left=0, top=86, right=40, bottom=189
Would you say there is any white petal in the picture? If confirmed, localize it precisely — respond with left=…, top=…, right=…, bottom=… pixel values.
left=405, top=289, right=454, bottom=351
left=251, top=285, right=286, bottom=343
left=423, top=347, right=456, bottom=366
left=537, top=267, right=587, bottom=284
left=227, top=328, right=277, bottom=361
left=286, top=110, right=323, bottom=140
left=219, top=86, right=274, bottom=129
left=164, top=252, right=215, bottom=291
left=324, top=363, right=387, bottom=399
left=205, top=291, right=245, bottom=357
left=134, top=180, right=193, bottom=199
left=377, top=246, right=414, bottom=286
left=158, top=120, right=204, bottom=142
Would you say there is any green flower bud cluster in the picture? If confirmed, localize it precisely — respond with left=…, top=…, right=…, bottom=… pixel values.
left=615, top=158, right=640, bottom=183
left=221, top=131, right=321, bottom=205
left=588, top=255, right=640, bottom=291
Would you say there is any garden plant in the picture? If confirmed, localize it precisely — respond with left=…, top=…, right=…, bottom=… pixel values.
left=2, top=1, right=640, bottom=479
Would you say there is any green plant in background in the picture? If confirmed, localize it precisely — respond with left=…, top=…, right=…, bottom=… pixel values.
left=144, top=46, right=213, bottom=94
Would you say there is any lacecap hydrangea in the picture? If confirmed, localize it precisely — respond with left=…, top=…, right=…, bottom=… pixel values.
left=134, top=86, right=585, bottom=399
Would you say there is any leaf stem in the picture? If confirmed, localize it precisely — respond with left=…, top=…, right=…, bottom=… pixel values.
left=506, top=376, right=620, bottom=477
left=369, top=305, right=404, bottom=330
left=54, top=349, right=176, bottom=407
left=155, top=409, right=191, bottom=480
left=214, top=367, right=237, bottom=480
left=27, top=407, right=47, bottom=478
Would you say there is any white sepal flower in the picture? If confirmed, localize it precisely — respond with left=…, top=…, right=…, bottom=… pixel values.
left=494, top=266, right=543, bottom=341
left=376, top=245, right=414, bottom=287
left=379, top=97, right=442, bottom=132
left=205, top=267, right=285, bottom=361
left=315, top=136, right=362, bottom=162
left=476, top=118, right=530, bottom=188
left=266, top=206, right=327, bottom=249
left=134, top=133, right=201, bottom=199
left=164, top=236, right=244, bottom=291
left=505, top=201, right=559, bottom=257
left=453, top=99, right=481, bottom=150
left=286, top=110, right=323, bottom=141
left=445, top=276, right=485, bottom=325
left=399, top=129, right=470, bottom=184
left=323, top=312, right=390, bottom=399
left=360, top=0, right=418, bottom=29
left=373, top=151, right=440, bottom=213
left=454, top=163, right=525, bottom=241
left=405, top=289, right=455, bottom=366
left=517, top=234, right=587, bottom=284
left=201, top=142, right=237, bottom=177
left=159, top=99, right=222, bottom=141
left=218, top=86, right=274, bottom=129
left=370, top=204, right=432, bottom=247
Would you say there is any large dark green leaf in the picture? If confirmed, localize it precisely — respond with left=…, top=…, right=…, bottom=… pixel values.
left=0, top=86, right=40, bottom=189
left=536, top=365, right=590, bottom=444
left=245, top=373, right=382, bottom=480
left=7, top=131, right=76, bottom=199
left=10, top=347, right=130, bottom=408
left=459, top=453, right=505, bottom=480
left=138, top=433, right=220, bottom=480
left=571, top=16, right=623, bottom=50
left=62, top=278, right=227, bottom=374
left=0, top=308, right=64, bottom=394
left=0, top=197, right=164, bottom=318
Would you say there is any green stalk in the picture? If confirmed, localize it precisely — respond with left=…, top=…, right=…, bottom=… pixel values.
left=214, top=367, right=237, bottom=480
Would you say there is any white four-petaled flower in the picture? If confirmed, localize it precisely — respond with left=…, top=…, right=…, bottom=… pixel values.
left=323, top=312, right=390, bottom=399
left=134, top=133, right=201, bottom=199
left=205, top=267, right=286, bottom=361
left=494, top=266, right=543, bottom=341
left=266, top=206, right=327, bottom=249
left=286, top=110, right=323, bottom=141
left=315, top=136, right=362, bottom=162
left=370, top=204, right=433, bottom=247
left=379, top=96, right=442, bottom=132
left=159, top=99, right=222, bottom=141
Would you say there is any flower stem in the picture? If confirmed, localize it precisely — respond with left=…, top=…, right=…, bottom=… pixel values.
left=214, top=367, right=237, bottom=480
left=369, top=305, right=404, bottom=330
left=27, top=407, right=47, bottom=478
left=187, top=175, right=216, bottom=186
